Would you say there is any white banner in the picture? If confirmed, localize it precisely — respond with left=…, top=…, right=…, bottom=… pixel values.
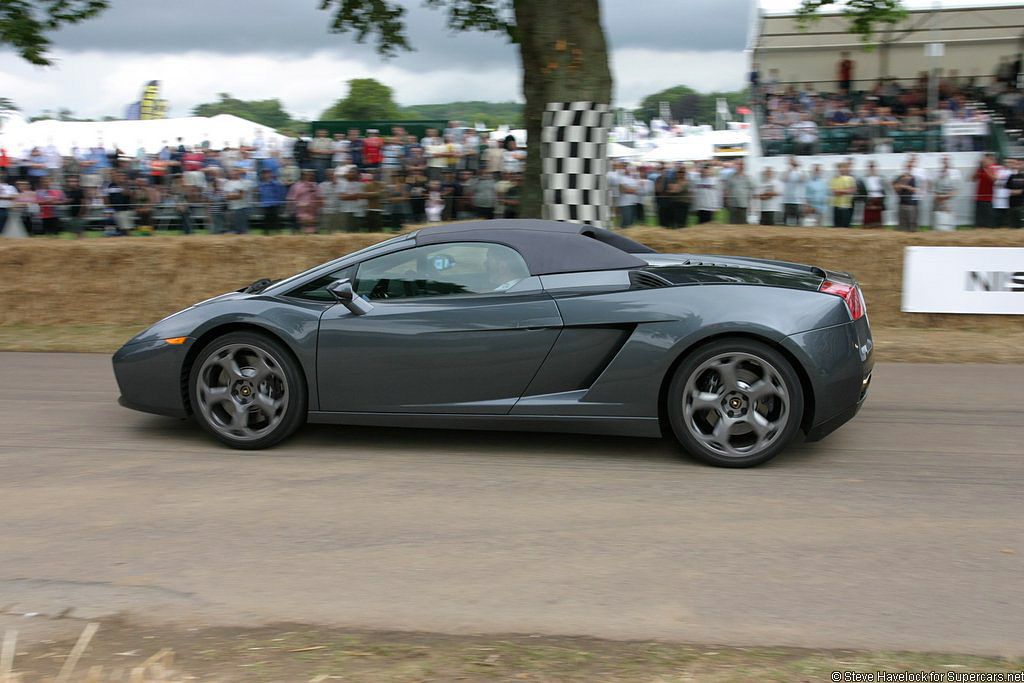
left=942, top=121, right=988, bottom=137
left=902, top=247, right=1024, bottom=314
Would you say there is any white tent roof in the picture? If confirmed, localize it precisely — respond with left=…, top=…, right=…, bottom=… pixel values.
left=0, top=114, right=291, bottom=156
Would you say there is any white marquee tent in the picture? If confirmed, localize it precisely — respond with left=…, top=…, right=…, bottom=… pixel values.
left=0, top=113, right=291, bottom=156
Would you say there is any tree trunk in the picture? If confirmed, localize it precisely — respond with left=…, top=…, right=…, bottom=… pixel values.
left=513, top=0, right=613, bottom=219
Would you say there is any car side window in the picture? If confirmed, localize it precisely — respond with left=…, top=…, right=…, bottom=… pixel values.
left=285, top=265, right=356, bottom=302
left=354, top=242, right=530, bottom=300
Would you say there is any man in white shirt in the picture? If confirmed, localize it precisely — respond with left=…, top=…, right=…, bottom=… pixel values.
left=693, top=164, right=720, bottom=224
left=223, top=168, right=253, bottom=234
left=318, top=167, right=342, bottom=233
left=616, top=167, right=640, bottom=228
left=790, top=113, right=818, bottom=156
left=337, top=166, right=365, bottom=232
left=780, top=156, right=805, bottom=226
left=759, top=167, right=783, bottom=226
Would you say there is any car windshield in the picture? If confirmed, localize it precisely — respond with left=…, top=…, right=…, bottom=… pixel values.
left=263, top=232, right=417, bottom=294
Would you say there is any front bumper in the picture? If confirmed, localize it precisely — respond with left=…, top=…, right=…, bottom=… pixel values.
left=112, top=337, right=193, bottom=418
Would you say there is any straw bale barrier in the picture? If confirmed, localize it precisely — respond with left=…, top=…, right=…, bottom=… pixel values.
left=1, top=225, right=1022, bottom=334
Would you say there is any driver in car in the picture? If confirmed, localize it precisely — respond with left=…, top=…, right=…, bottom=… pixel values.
left=485, top=248, right=527, bottom=292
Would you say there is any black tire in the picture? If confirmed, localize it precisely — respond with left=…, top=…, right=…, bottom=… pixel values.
left=667, top=337, right=804, bottom=468
left=188, top=331, right=307, bottom=449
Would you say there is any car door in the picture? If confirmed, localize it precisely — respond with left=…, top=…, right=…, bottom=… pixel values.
left=316, top=241, right=563, bottom=414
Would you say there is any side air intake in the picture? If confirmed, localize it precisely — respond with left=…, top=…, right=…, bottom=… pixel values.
left=629, top=270, right=673, bottom=289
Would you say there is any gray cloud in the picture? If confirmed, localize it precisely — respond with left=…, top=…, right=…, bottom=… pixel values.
left=48, top=0, right=751, bottom=65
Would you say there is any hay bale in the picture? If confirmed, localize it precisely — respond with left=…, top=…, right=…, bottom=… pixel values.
left=1, top=227, right=1022, bottom=333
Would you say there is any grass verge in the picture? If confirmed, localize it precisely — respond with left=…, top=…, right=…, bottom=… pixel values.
left=7, top=620, right=1024, bottom=683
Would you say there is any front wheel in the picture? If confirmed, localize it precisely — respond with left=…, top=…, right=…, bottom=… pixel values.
left=667, top=338, right=804, bottom=468
left=189, top=331, right=307, bottom=449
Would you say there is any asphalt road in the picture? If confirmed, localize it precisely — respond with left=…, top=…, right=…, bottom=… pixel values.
left=1, top=352, right=1022, bottom=655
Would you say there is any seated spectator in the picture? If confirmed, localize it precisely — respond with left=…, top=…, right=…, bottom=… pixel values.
left=790, top=113, right=818, bottom=155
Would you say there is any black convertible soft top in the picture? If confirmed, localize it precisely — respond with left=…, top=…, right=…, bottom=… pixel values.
left=415, top=219, right=656, bottom=276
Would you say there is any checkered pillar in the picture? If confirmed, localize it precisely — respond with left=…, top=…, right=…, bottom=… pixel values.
left=541, top=101, right=613, bottom=227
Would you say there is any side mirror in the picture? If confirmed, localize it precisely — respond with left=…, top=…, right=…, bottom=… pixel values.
left=327, top=278, right=373, bottom=316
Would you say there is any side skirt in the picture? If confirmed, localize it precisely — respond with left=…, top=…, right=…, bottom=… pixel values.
left=306, top=411, right=663, bottom=438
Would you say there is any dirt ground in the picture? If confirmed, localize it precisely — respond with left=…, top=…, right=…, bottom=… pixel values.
left=5, top=618, right=1022, bottom=683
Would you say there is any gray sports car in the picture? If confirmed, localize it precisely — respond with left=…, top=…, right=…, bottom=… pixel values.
left=113, top=219, right=872, bottom=467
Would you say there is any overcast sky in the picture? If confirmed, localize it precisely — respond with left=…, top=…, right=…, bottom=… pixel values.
left=0, top=0, right=755, bottom=120
left=2, top=0, right=1012, bottom=120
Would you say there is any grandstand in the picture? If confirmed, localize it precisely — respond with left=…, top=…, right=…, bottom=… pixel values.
left=745, top=2, right=1024, bottom=223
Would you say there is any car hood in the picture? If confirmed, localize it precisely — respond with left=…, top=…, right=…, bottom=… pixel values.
left=639, top=253, right=831, bottom=291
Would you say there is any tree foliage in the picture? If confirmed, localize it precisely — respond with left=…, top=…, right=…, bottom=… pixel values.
left=321, top=78, right=400, bottom=120
left=797, top=0, right=907, bottom=40
left=1, top=0, right=109, bottom=65
left=398, top=100, right=522, bottom=127
left=319, top=0, right=514, bottom=57
left=191, top=93, right=296, bottom=131
left=633, top=85, right=747, bottom=126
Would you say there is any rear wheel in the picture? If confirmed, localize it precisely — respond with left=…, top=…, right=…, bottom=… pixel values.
left=189, top=331, right=307, bottom=449
left=667, top=338, right=804, bottom=468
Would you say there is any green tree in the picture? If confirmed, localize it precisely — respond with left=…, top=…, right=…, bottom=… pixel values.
left=319, top=0, right=611, bottom=219
left=192, top=93, right=295, bottom=131
left=1, top=0, right=109, bottom=65
left=0, top=97, right=18, bottom=111
left=321, top=78, right=400, bottom=120
left=634, top=86, right=747, bottom=127
left=797, top=0, right=907, bottom=40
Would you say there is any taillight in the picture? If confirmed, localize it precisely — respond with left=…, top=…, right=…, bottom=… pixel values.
left=819, top=280, right=866, bottom=320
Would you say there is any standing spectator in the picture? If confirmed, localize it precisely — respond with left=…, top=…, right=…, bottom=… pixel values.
left=669, top=163, right=691, bottom=228
left=932, top=159, right=959, bottom=232
left=384, top=173, right=410, bottom=231
left=501, top=173, right=522, bottom=219
left=131, top=177, right=157, bottom=234
left=616, top=166, right=640, bottom=228
left=1005, top=158, right=1024, bottom=229
left=501, top=135, right=524, bottom=174
left=287, top=169, right=321, bottom=234
left=780, top=157, right=805, bottom=225
left=483, top=138, right=503, bottom=175
left=804, top=164, right=829, bottom=226
left=426, top=180, right=444, bottom=222
left=363, top=129, right=383, bottom=171
left=257, top=168, right=287, bottom=234
left=205, top=168, right=227, bottom=234
left=993, top=161, right=1012, bottom=228
left=862, top=160, right=886, bottom=228
left=338, top=166, right=364, bottom=232
left=723, top=160, right=752, bottom=225
left=830, top=162, right=855, bottom=227
left=27, top=147, right=48, bottom=189
left=224, top=168, right=253, bottom=234
left=790, top=113, right=818, bottom=155
left=892, top=165, right=918, bottom=232
left=346, top=129, right=364, bottom=171
left=35, top=177, right=64, bottom=236
left=471, top=171, right=497, bottom=219
left=381, top=136, right=405, bottom=182
left=838, top=51, right=854, bottom=94
left=758, top=167, right=783, bottom=226
left=309, top=129, right=334, bottom=182
left=106, top=171, right=133, bottom=235
left=2, top=180, right=34, bottom=238
left=692, top=164, right=719, bottom=224
left=973, top=154, right=997, bottom=227
left=331, top=132, right=350, bottom=170
left=462, top=129, right=481, bottom=172
left=317, top=167, right=341, bottom=233
left=63, top=175, right=88, bottom=238
left=0, top=174, right=13, bottom=231
left=362, top=171, right=384, bottom=231
left=406, top=165, right=428, bottom=223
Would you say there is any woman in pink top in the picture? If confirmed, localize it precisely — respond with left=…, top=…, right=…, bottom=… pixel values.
left=287, top=169, right=321, bottom=233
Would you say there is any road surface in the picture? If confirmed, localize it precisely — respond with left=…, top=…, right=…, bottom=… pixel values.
left=1, top=352, right=1021, bottom=654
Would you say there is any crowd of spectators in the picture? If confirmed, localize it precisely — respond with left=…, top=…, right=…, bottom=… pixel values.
left=0, top=121, right=528, bottom=238
left=751, top=52, right=1018, bottom=156
left=609, top=152, right=1023, bottom=230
